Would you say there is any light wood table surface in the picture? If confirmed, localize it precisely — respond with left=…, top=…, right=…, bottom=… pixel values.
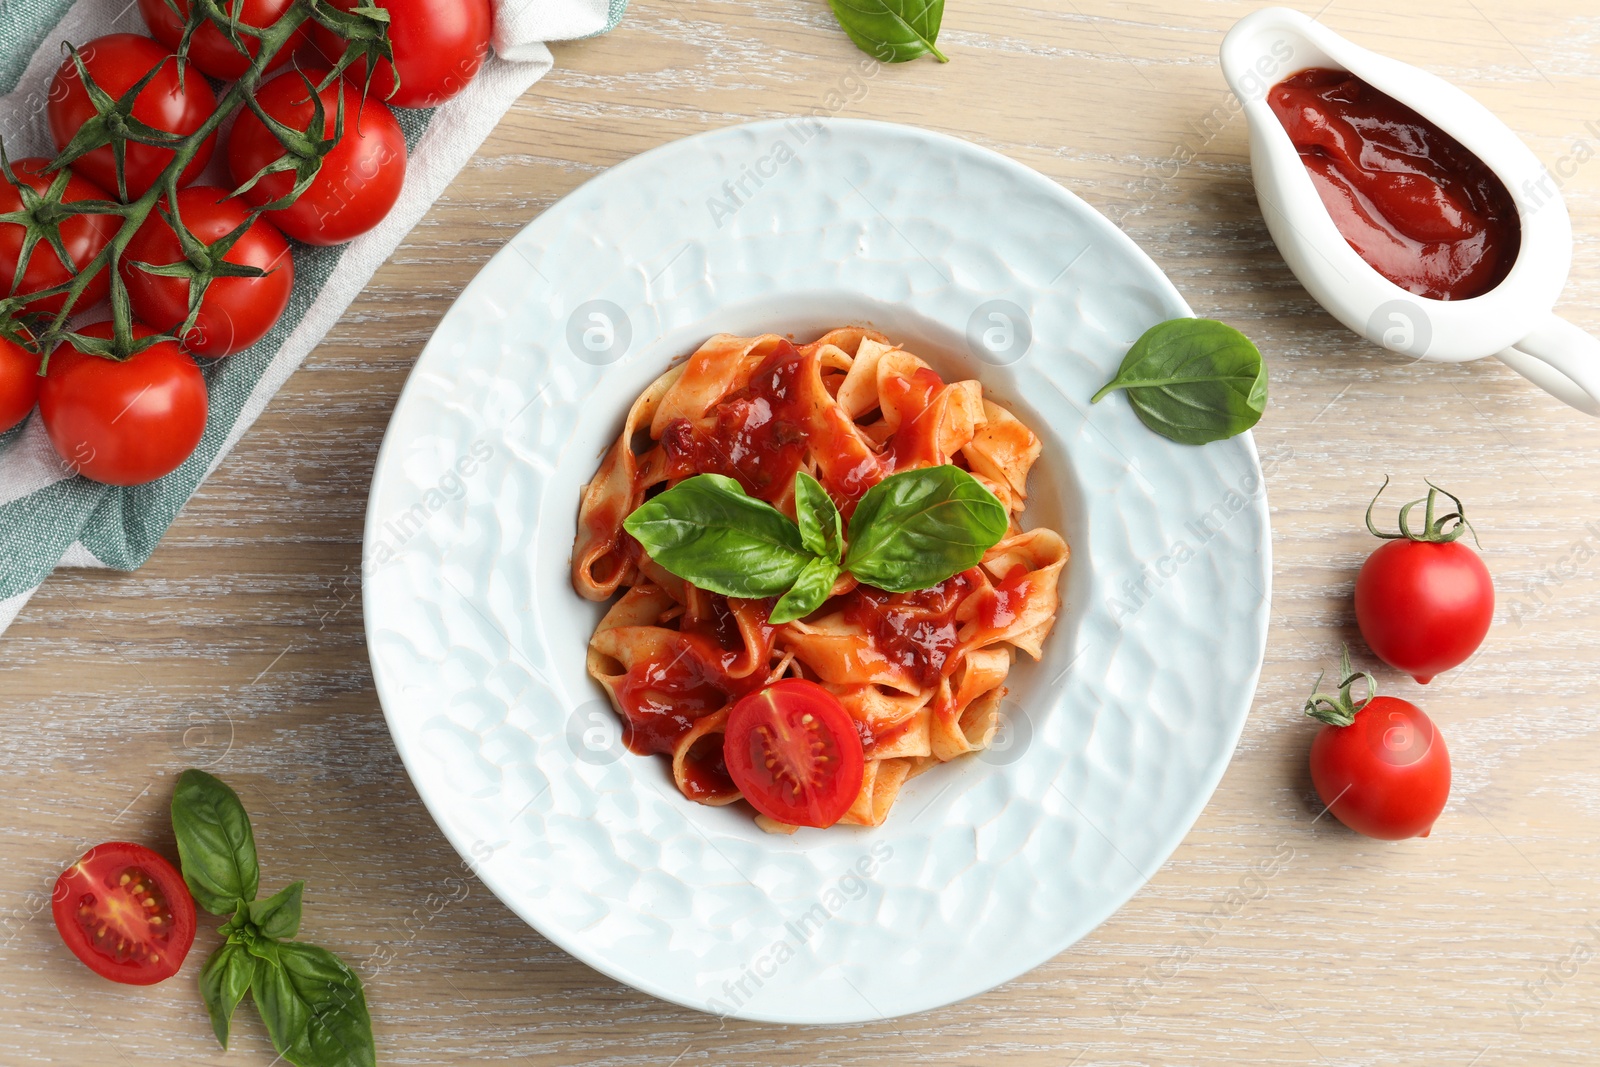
left=6, top=1, right=1600, bottom=1063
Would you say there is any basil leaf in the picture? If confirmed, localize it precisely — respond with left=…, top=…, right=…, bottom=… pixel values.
left=200, top=942, right=255, bottom=1049
left=249, top=881, right=305, bottom=940
left=844, top=467, right=1008, bottom=593
left=171, top=768, right=260, bottom=916
left=251, top=940, right=376, bottom=1067
left=623, top=474, right=816, bottom=597
left=828, top=0, right=949, bottom=63
left=794, top=471, right=843, bottom=563
left=769, top=557, right=840, bottom=625
left=1090, top=318, right=1267, bottom=445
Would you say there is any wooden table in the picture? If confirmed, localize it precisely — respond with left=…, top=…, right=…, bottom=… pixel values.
left=6, top=1, right=1600, bottom=1063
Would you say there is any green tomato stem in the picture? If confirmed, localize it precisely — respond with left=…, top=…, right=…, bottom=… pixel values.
left=1364, top=475, right=1481, bottom=547
left=1303, top=644, right=1377, bottom=728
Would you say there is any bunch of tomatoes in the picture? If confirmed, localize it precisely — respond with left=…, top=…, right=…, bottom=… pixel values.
left=0, top=0, right=493, bottom=485
left=1303, top=479, right=1494, bottom=841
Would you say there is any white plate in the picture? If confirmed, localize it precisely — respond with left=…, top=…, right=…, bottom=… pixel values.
left=363, top=118, right=1271, bottom=1024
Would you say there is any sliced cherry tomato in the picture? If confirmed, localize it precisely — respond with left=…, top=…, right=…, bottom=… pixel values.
left=309, top=0, right=493, bottom=108
left=0, top=158, right=118, bottom=315
left=1305, top=651, right=1451, bottom=840
left=724, top=679, right=865, bottom=828
left=122, top=186, right=294, bottom=357
left=137, top=0, right=308, bottom=80
left=39, top=321, right=208, bottom=486
left=52, top=841, right=197, bottom=984
left=48, top=33, right=217, bottom=201
left=1355, top=481, right=1493, bottom=683
left=0, top=332, right=41, bottom=433
left=225, top=71, right=406, bottom=245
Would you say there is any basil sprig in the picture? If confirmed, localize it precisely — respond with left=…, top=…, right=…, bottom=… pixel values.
left=172, top=770, right=376, bottom=1067
left=623, top=466, right=1007, bottom=623
left=828, top=0, right=949, bottom=63
left=1091, top=318, right=1268, bottom=445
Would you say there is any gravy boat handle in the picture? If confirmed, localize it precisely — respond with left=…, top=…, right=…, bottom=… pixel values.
left=1496, top=314, right=1600, bottom=416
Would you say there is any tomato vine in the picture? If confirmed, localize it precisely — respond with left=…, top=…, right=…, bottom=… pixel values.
left=0, top=0, right=395, bottom=368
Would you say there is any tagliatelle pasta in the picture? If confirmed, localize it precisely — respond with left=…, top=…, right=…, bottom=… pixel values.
left=572, top=328, right=1069, bottom=830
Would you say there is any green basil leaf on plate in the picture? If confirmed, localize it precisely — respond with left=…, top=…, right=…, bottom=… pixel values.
left=251, top=940, right=376, bottom=1067
left=623, top=474, right=817, bottom=598
left=844, top=466, right=1008, bottom=593
left=769, top=556, right=841, bottom=625
left=828, top=0, right=949, bottom=63
left=199, top=941, right=255, bottom=1048
left=171, top=768, right=261, bottom=916
left=794, top=471, right=843, bottom=563
left=1090, top=317, right=1267, bottom=446
left=248, top=880, right=305, bottom=941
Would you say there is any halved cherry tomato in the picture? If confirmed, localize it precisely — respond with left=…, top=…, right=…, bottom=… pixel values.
left=122, top=186, right=294, bottom=357
left=52, top=841, right=196, bottom=984
left=137, top=0, right=308, bottom=80
left=0, top=332, right=41, bottom=433
left=48, top=33, right=217, bottom=201
left=225, top=70, right=406, bottom=245
left=0, top=158, right=118, bottom=315
left=39, top=321, right=208, bottom=486
left=309, top=0, right=493, bottom=108
left=723, top=679, right=865, bottom=828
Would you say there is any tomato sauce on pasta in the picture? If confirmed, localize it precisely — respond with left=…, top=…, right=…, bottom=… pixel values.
left=573, top=328, right=1068, bottom=830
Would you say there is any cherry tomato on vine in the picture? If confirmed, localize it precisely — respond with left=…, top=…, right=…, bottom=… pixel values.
left=1355, top=478, right=1494, bottom=684
left=39, top=321, right=207, bottom=486
left=225, top=71, right=406, bottom=246
left=122, top=186, right=294, bottom=358
left=0, top=332, right=41, bottom=433
left=310, top=0, right=493, bottom=108
left=137, top=0, right=308, bottom=81
left=0, top=158, right=118, bottom=315
left=723, top=679, right=865, bottom=828
left=52, top=841, right=196, bottom=984
left=1305, top=648, right=1451, bottom=840
left=47, top=33, right=217, bottom=201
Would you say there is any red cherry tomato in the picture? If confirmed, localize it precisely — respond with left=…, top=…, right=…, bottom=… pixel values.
left=39, top=321, right=208, bottom=486
left=1309, top=694, right=1451, bottom=840
left=47, top=34, right=217, bottom=201
left=1355, top=481, right=1493, bottom=683
left=122, top=186, right=294, bottom=357
left=310, top=0, right=493, bottom=108
left=137, top=0, right=307, bottom=80
left=0, top=333, right=41, bottom=433
left=723, top=679, right=865, bottom=828
left=0, top=158, right=118, bottom=315
left=226, top=71, right=406, bottom=245
left=52, top=841, right=197, bottom=985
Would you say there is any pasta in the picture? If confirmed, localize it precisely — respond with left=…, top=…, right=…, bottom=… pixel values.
left=572, top=328, right=1068, bottom=830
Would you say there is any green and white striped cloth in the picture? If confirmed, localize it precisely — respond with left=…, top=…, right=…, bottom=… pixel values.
left=0, top=0, right=626, bottom=632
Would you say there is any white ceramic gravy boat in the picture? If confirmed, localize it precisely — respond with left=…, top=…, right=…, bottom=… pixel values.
left=1221, top=7, right=1600, bottom=415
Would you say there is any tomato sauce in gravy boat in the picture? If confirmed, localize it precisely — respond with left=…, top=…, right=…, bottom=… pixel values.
left=1221, top=7, right=1600, bottom=415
